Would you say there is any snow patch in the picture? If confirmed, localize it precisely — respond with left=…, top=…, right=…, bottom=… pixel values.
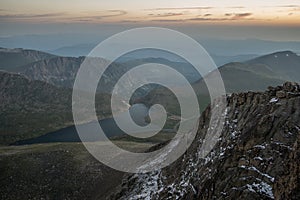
left=269, top=98, right=278, bottom=103
left=271, top=141, right=292, bottom=151
left=254, top=157, right=264, bottom=161
left=253, top=145, right=266, bottom=150
left=246, top=181, right=274, bottom=199
left=240, top=165, right=274, bottom=182
left=129, top=171, right=164, bottom=200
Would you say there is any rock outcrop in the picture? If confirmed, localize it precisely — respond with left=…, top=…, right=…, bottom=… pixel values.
left=112, top=82, right=300, bottom=200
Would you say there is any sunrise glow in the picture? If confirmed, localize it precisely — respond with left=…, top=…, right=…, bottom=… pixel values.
left=0, top=0, right=299, bottom=26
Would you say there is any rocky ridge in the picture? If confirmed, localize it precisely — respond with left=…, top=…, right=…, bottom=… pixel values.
left=111, top=82, right=300, bottom=200
left=0, top=47, right=55, bottom=71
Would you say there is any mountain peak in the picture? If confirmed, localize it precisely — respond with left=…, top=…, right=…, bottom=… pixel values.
left=255, top=50, right=297, bottom=60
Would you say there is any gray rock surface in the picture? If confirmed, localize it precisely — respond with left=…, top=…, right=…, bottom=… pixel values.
left=112, top=82, right=300, bottom=200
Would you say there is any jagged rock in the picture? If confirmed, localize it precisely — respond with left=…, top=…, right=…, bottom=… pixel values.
left=112, top=82, right=300, bottom=200
left=283, top=82, right=299, bottom=92
left=276, top=90, right=286, bottom=98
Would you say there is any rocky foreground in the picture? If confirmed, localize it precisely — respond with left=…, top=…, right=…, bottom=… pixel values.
left=0, top=82, right=299, bottom=200
left=111, top=82, right=300, bottom=200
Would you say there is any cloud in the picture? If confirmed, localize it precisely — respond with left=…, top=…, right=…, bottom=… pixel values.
left=224, top=13, right=253, bottom=18
left=150, top=17, right=229, bottom=22
left=234, top=13, right=252, bottom=17
left=88, top=10, right=127, bottom=19
left=187, top=13, right=254, bottom=22
left=188, top=17, right=229, bottom=21
left=148, top=12, right=184, bottom=17
left=120, top=20, right=139, bottom=23
left=64, top=10, right=128, bottom=22
left=0, top=10, right=127, bottom=22
left=150, top=19, right=184, bottom=22
left=228, top=6, right=245, bottom=9
left=231, top=13, right=253, bottom=19
left=146, top=7, right=213, bottom=11
left=265, top=5, right=300, bottom=11
left=72, top=19, right=92, bottom=22
left=147, top=6, right=249, bottom=11
left=0, top=12, right=65, bottom=19
left=276, top=5, right=300, bottom=8
left=147, top=11, right=256, bottom=23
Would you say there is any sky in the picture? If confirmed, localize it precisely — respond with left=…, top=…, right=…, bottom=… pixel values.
left=0, top=0, right=300, bottom=41
left=1, top=0, right=300, bottom=24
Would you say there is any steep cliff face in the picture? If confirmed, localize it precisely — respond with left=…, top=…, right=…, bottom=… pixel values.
left=111, top=82, right=300, bottom=200
left=20, top=56, right=84, bottom=88
left=17, top=56, right=138, bottom=94
left=0, top=48, right=92, bottom=89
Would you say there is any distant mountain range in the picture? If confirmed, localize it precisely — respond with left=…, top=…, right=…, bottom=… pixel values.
left=213, top=50, right=300, bottom=92
left=0, top=48, right=144, bottom=94
left=48, top=44, right=259, bottom=66
left=1, top=47, right=298, bottom=93
left=48, top=43, right=96, bottom=57
left=199, top=38, right=300, bottom=56
left=43, top=38, right=300, bottom=67
left=246, top=51, right=300, bottom=83
left=0, top=47, right=299, bottom=143
left=136, top=50, right=300, bottom=116
left=0, top=47, right=204, bottom=94
left=1, top=34, right=299, bottom=57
